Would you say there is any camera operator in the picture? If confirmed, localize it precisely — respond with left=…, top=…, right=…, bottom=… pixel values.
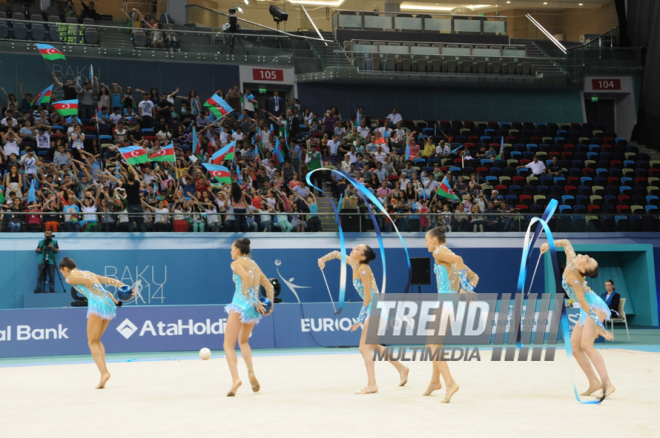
left=35, top=230, right=59, bottom=293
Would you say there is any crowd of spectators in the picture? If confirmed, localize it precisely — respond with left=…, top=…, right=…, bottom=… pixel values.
left=0, top=77, right=547, bottom=234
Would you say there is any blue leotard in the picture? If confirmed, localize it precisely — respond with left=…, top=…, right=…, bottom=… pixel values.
left=67, top=270, right=117, bottom=320
left=353, top=274, right=378, bottom=324
left=558, top=240, right=609, bottom=329
left=434, top=262, right=453, bottom=293
left=225, top=272, right=262, bottom=324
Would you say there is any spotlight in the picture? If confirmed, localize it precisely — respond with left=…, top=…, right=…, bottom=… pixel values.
left=269, top=5, right=288, bottom=23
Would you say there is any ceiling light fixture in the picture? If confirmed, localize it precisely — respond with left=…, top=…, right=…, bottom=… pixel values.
left=286, top=0, right=345, bottom=6
left=400, top=3, right=491, bottom=11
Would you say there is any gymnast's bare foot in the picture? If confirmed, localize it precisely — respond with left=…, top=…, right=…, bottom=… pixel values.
left=96, top=373, right=111, bottom=389
left=580, top=381, right=602, bottom=396
left=356, top=385, right=378, bottom=394
left=399, top=367, right=409, bottom=387
left=227, top=380, right=242, bottom=397
left=440, top=383, right=459, bottom=403
left=594, top=384, right=616, bottom=398
left=423, top=381, right=442, bottom=396
left=249, top=374, right=260, bottom=392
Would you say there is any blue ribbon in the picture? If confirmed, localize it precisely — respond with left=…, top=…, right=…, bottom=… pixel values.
left=517, top=199, right=604, bottom=404
left=306, top=169, right=412, bottom=314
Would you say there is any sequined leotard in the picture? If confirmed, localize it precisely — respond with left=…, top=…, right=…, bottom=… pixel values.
left=66, top=270, right=121, bottom=320
left=557, top=240, right=609, bottom=329
left=321, top=251, right=378, bottom=324
left=433, top=245, right=479, bottom=293
left=225, top=257, right=274, bottom=324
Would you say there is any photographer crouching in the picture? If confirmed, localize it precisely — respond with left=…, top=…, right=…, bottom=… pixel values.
left=35, top=230, right=59, bottom=293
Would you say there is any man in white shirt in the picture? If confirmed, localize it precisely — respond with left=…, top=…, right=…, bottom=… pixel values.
left=436, top=140, right=450, bottom=157
left=327, top=135, right=341, bottom=156
left=138, top=93, right=155, bottom=128
left=386, top=107, right=402, bottom=125
left=1, top=110, right=18, bottom=127
left=378, top=120, right=393, bottom=138
left=346, top=146, right=358, bottom=164
left=357, top=120, right=370, bottom=139
left=394, top=121, right=407, bottom=140
left=374, top=145, right=387, bottom=164
left=232, top=128, right=244, bottom=142
left=518, top=155, right=546, bottom=176
left=109, top=107, right=123, bottom=125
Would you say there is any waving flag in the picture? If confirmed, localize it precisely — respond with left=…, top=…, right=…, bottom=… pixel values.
left=119, top=146, right=149, bottom=165
left=436, top=176, right=461, bottom=203
left=89, top=64, right=94, bottom=86
left=191, top=127, right=201, bottom=159
left=27, top=180, right=37, bottom=204
left=53, top=99, right=78, bottom=116
left=252, top=131, right=260, bottom=163
left=211, top=141, right=235, bottom=164
left=496, top=136, right=504, bottom=160
left=405, top=144, right=411, bottom=161
left=36, top=44, right=66, bottom=61
left=202, top=163, right=232, bottom=184
left=273, top=138, right=285, bottom=166
left=451, top=144, right=463, bottom=154
left=148, top=143, right=175, bottom=162
left=32, top=85, right=53, bottom=106
left=203, top=94, right=233, bottom=118
left=356, top=110, right=361, bottom=127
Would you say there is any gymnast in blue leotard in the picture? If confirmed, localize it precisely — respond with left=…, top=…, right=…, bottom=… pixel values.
left=59, top=257, right=131, bottom=389
left=424, top=226, right=479, bottom=403
left=224, top=238, right=275, bottom=397
left=319, top=245, right=409, bottom=394
left=541, top=239, right=615, bottom=398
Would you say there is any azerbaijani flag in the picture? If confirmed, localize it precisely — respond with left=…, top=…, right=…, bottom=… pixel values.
left=496, top=136, right=504, bottom=160
left=36, top=44, right=66, bottom=61
left=436, top=176, right=461, bottom=203
left=211, top=141, right=235, bottom=164
left=52, top=99, right=78, bottom=116
left=148, top=143, right=175, bottom=162
left=119, top=146, right=149, bottom=165
left=356, top=110, right=361, bottom=127
left=405, top=144, right=411, bottom=161
left=32, top=85, right=53, bottom=106
left=273, top=138, right=285, bottom=166
left=89, top=64, right=94, bottom=86
left=202, top=163, right=232, bottom=184
left=203, top=94, right=233, bottom=118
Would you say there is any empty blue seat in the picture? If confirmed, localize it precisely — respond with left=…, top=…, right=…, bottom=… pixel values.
left=573, top=205, right=587, bottom=214
left=580, top=177, right=593, bottom=186
left=646, top=205, right=659, bottom=214
left=562, top=195, right=575, bottom=205
left=559, top=205, right=572, bottom=213
left=620, top=177, right=634, bottom=187
left=620, top=186, right=632, bottom=195
left=647, top=195, right=659, bottom=206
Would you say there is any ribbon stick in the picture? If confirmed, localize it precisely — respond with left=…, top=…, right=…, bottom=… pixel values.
left=306, top=169, right=413, bottom=315
left=516, top=199, right=604, bottom=404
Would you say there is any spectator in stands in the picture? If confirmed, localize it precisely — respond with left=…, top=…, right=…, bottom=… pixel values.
left=547, top=155, right=562, bottom=177
left=139, top=93, right=156, bottom=128
left=387, top=107, right=402, bottom=125
left=80, top=1, right=102, bottom=21
left=517, top=155, right=546, bottom=176
left=268, top=91, right=284, bottom=117
left=52, top=72, right=78, bottom=101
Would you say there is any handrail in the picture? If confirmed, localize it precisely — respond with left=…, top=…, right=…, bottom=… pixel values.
left=0, top=16, right=290, bottom=39
left=348, top=39, right=527, bottom=50
left=339, top=50, right=565, bottom=62
left=333, top=9, right=508, bottom=19
left=301, top=4, right=326, bottom=47
left=185, top=4, right=329, bottom=42
left=525, top=13, right=566, bottom=55
left=568, top=26, right=619, bottom=51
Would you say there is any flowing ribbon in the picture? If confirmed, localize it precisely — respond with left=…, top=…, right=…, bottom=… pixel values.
left=517, top=198, right=605, bottom=404
left=306, top=169, right=412, bottom=315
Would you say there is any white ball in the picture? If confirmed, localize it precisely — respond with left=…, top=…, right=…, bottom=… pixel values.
left=199, top=348, right=212, bottom=360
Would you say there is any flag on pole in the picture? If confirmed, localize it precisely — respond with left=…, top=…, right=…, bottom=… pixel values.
left=148, top=143, right=176, bottom=162
left=191, top=127, right=201, bottom=159
left=356, top=110, right=361, bottom=127
left=211, top=141, right=235, bottom=164
left=451, top=144, right=464, bottom=154
left=436, top=176, right=461, bottom=203
left=27, top=180, right=37, bottom=204
left=202, top=163, right=232, bottom=184
left=405, top=144, right=411, bottom=161
left=36, top=44, right=66, bottom=61
left=203, top=94, right=233, bottom=118
left=32, top=85, right=53, bottom=106
left=496, top=136, right=504, bottom=160
left=119, top=146, right=149, bottom=165
left=89, top=64, right=94, bottom=85
left=273, top=138, right=285, bottom=166
left=52, top=99, right=78, bottom=116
